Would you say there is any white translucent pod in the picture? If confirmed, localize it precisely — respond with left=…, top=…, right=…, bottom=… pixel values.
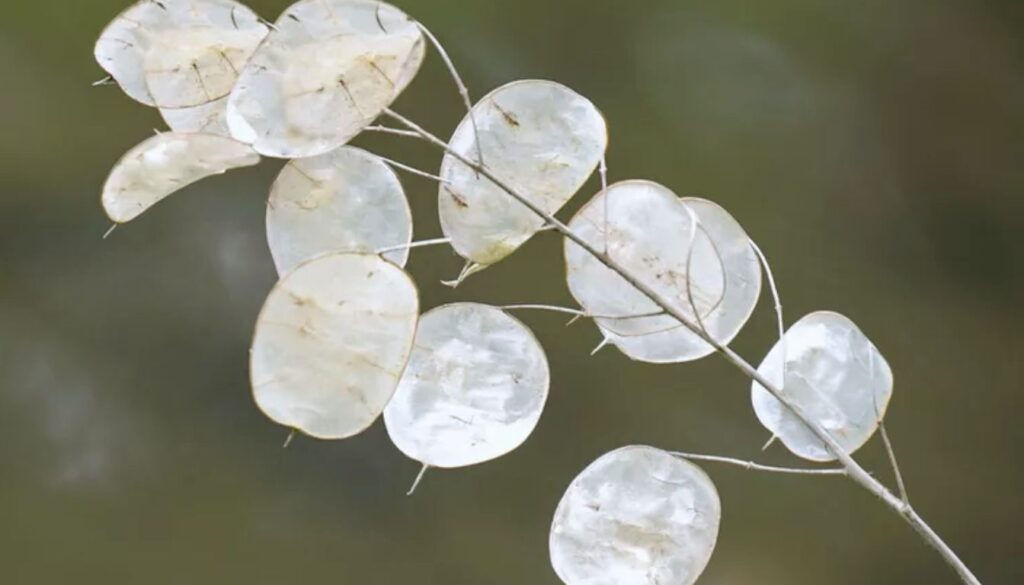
left=751, top=311, right=894, bottom=461
left=599, top=197, right=762, bottom=363
left=160, top=97, right=232, bottom=136
left=94, top=0, right=268, bottom=108
left=383, top=303, right=549, bottom=468
left=549, top=446, right=721, bottom=585
left=226, top=0, right=426, bottom=158
left=266, top=146, right=412, bottom=275
left=439, top=80, right=608, bottom=266
left=565, top=183, right=762, bottom=362
left=250, top=253, right=419, bottom=439
left=101, top=132, right=260, bottom=223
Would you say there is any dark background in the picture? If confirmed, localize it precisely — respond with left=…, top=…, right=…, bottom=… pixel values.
left=1, top=0, right=1021, bottom=583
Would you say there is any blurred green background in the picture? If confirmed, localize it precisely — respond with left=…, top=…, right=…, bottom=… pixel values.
left=1, top=0, right=1021, bottom=583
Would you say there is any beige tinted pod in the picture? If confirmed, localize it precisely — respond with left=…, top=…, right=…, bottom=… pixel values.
left=439, top=80, right=607, bottom=266
left=226, top=0, right=425, bottom=158
left=160, top=97, right=232, bottom=136
left=266, top=146, right=412, bottom=275
left=95, top=0, right=268, bottom=108
left=549, top=446, right=721, bottom=585
left=383, top=303, right=549, bottom=468
left=102, top=132, right=259, bottom=223
left=598, top=197, right=762, bottom=363
left=250, top=253, right=418, bottom=439
left=565, top=182, right=761, bottom=362
left=751, top=311, right=894, bottom=461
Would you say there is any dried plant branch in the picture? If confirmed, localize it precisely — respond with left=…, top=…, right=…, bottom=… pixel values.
left=365, top=125, right=421, bottom=139
left=376, top=154, right=450, bottom=184
left=376, top=237, right=452, bottom=255
left=669, top=451, right=847, bottom=476
left=879, top=421, right=910, bottom=505
left=382, top=107, right=981, bottom=585
left=415, top=22, right=485, bottom=169
left=501, top=304, right=665, bottom=320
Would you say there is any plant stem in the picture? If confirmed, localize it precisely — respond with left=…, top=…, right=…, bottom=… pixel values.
left=382, top=108, right=982, bottom=585
left=669, top=451, right=846, bottom=476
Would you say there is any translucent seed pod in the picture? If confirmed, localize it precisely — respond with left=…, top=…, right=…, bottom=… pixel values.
left=565, top=183, right=761, bottom=362
left=266, top=146, right=413, bottom=275
left=101, top=132, right=260, bottom=223
left=751, top=311, right=894, bottom=461
left=94, top=0, right=268, bottom=108
left=226, top=0, right=426, bottom=158
left=160, top=97, right=232, bottom=137
left=550, top=446, right=721, bottom=585
left=383, top=303, right=549, bottom=468
left=250, top=253, right=419, bottom=439
left=439, top=79, right=608, bottom=267
left=600, top=197, right=761, bottom=363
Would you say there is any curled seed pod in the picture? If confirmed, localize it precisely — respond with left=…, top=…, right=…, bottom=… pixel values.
left=549, top=445, right=721, bottom=585
left=751, top=311, right=894, bottom=461
left=383, top=303, right=549, bottom=468
left=565, top=182, right=761, bottom=362
left=250, top=252, right=419, bottom=439
left=95, top=0, right=268, bottom=108
left=101, top=132, right=260, bottom=223
left=439, top=79, right=608, bottom=267
left=226, top=0, right=425, bottom=158
left=266, top=146, right=412, bottom=275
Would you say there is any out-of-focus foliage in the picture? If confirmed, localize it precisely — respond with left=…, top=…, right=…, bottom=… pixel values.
left=0, top=0, right=1021, bottom=583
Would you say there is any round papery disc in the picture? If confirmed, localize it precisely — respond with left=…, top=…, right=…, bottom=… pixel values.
left=383, top=303, right=549, bottom=468
left=250, top=253, right=418, bottom=439
left=160, top=97, right=232, bottom=136
left=101, top=132, right=260, bottom=223
left=565, top=182, right=761, bottom=362
left=549, top=446, right=721, bottom=585
left=266, top=146, right=412, bottom=275
left=751, top=311, right=894, bottom=461
left=596, top=197, right=762, bottom=363
left=94, top=0, right=268, bottom=108
left=439, top=79, right=607, bottom=266
left=226, top=0, right=425, bottom=158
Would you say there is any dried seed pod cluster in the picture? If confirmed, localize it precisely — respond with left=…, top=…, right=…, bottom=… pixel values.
left=96, top=2, right=900, bottom=583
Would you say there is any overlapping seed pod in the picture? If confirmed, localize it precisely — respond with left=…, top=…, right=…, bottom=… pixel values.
left=266, top=146, right=413, bottom=274
left=250, top=252, right=419, bottom=439
left=226, top=0, right=426, bottom=158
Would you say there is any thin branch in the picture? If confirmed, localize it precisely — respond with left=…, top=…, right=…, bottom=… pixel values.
left=382, top=107, right=981, bottom=585
left=669, top=451, right=847, bottom=476
left=415, top=22, right=485, bottom=169
left=750, top=239, right=786, bottom=389
left=600, top=155, right=609, bottom=255
left=681, top=201, right=710, bottom=337
left=376, top=154, right=449, bottom=184
left=501, top=304, right=665, bottom=320
left=879, top=422, right=910, bottom=505
left=406, top=463, right=430, bottom=496
left=365, top=124, right=422, bottom=139
left=376, top=237, right=451, bottom=255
